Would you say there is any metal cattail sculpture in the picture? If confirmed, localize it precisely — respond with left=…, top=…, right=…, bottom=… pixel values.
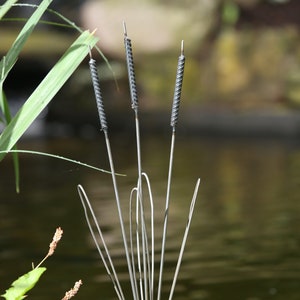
left=165, top=41, right=200, bottom=300
left=123, top=22, right=153, bottom=300
left=85, top=50, right=138, bottom=300
left=157, top=40, right=186, bottom=300
left=123, top=22, right=143, bottom=185
left=78, top=26, right=200, bottom=300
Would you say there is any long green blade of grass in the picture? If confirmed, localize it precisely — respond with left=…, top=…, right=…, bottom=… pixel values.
left=0, top=91, right=20, bottom=192
left=0, top=0, right=18, bottom=20
left=0, top=30, right=98, bottom=161
left=0, top=0, right=54, bottom=190
left=1, top=0, right=54, bottom=112
left=0, top=0, right=54, bottom=83
left=0, top=149, right=125, bottom=175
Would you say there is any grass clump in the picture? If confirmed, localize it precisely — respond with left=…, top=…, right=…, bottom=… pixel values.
left=0, top=0, right=98, bottom=192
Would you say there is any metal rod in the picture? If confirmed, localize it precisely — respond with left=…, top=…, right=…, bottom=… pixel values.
left=104, top=130, right=138, bottom=300
left=156, top=130, right=175, bottom=300
left=142, top=172, right=155, bottom=300
left=77, top=184, right=125, bottom=300
left=129, top=187, right=141, bottom=300
left=168, top=178, right=201, bottom=300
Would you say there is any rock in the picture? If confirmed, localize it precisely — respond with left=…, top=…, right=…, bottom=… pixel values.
left=80, top=0, right=219, bottom=58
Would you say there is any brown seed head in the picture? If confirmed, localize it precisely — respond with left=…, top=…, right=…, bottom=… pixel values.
left=61, top=280, right=83, bottom=300
left=48, top=227, right=63, bottom=256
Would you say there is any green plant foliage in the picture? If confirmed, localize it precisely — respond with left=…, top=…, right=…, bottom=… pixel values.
left=0, top=0, right=54, bottom=191
left=0, top=91, right=20, bottom=192
left=222, top=1, right=240, bottom=26
left=0, top=30, right=98, bottom=162
left=0, top=0, right=101, bottom=192
left=0, top=0, right=54, bottom=82
left=0, top=0, right=18, bottom=20
left=0, top=149, right=124, bottom=175
left=1, top=267, right=46, bottom=300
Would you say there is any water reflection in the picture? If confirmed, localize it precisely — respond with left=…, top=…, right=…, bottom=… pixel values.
left=1, top=135, right=300, bottom=299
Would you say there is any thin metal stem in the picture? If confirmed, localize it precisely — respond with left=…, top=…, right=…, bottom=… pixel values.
left=103, top=129, right=138, bottom=300
left=130, top=187, right=141, bottom=300
left=142, top=172, right=155, bottom=300
left=134, top=182, right=144, bottom=300
left=168, top=178, right=201, bottom=300
left=77, top=184, right=125, bottom=300
left=134, top=113, right=149, bottom=300
left=157, top=129, right=176, bottom=300
left=129, top=172, right=155, bottom=300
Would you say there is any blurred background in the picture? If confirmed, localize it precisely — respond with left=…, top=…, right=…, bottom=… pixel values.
left=1, top=0, right=300, bottom=299
left=3, top=0, right=300, bottom=135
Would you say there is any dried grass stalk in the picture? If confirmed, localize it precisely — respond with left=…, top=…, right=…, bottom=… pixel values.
left=48, top=227, right=63, bottom=256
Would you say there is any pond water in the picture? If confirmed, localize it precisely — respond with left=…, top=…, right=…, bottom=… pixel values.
left=1, top=132, right=300, bottom=300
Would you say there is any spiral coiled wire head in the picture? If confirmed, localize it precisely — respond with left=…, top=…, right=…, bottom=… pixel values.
left=123, top=23, right=139, bottom=111
left=170, top=41, right=185, bottom=129
left=89, top=56, right=108, bottom=131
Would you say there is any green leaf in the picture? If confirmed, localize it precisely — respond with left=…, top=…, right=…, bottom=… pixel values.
left=0, top=0, right=54, bottom=84
left=0, top=0, right=54, bottom=188
left=222, top=1, right=240, bottom=26
left=0, top=30, right=98, bottom=161
left=2, top=267, right=46, bottom=300
left=0, top=149, right=125, bottom=175
left=0, top=0, right=18, bottom=20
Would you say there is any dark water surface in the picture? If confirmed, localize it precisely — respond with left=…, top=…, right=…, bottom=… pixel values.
left=1, top=133, right=300, bottom=300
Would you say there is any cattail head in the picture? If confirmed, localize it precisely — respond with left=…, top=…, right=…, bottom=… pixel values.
left=89, top=56, right=108, bottom=131
left=170, top=40, right=185, bottom=128
left=123, top=22, right=139, bottom=111
left=48, top=227, right=63, bottom=256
